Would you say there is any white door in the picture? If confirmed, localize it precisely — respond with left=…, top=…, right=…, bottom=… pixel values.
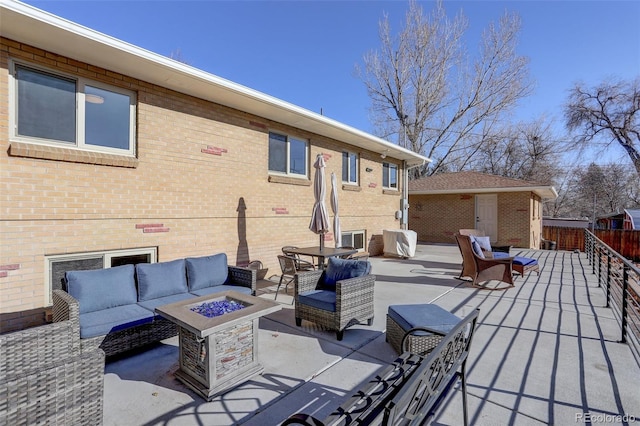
left=476, top=194, right=498, bottom=242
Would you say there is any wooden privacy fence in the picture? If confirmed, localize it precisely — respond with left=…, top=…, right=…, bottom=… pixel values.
left=542, top=227, right=640, bottom=261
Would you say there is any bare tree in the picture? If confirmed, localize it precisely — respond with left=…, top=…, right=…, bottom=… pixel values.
left=467, top=117, right=564, bottom=184
left=357, top=0, right=533, bottom=177
left=565, top=77, right=640, bottom=177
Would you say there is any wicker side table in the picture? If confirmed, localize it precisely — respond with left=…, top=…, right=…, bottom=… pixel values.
left=386, top=304, right=462, bottom=355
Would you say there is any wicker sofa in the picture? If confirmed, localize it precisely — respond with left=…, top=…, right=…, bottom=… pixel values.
left=0, top=292, right=105, bottom=425
left=53, top=253, right=256, bottom=357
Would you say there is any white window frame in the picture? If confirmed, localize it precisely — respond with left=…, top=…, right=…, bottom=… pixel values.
left=342, top=151, right=359, bottom=184
left=268, top=131, right=309, bottom=178
left=44, top=247, right=156, bottom=305
left=341, top=230, right=366, bottom=251
left=382, top=162, right=398, bottom=190
left=9, top=59, right=137, bottom=157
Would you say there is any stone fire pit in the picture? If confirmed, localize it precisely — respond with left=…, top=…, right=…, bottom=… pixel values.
left=155, top=291, right=281, bottom=400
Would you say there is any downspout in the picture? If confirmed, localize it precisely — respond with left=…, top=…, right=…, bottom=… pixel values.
left=401, top=160, right=426, bottom=230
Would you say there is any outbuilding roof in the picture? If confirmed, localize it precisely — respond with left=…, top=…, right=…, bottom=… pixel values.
left=409, top=171, right=558, bottom=199
left=0, top=0, right=431, bottom=167
left=624, top=209, right=640, bottom=230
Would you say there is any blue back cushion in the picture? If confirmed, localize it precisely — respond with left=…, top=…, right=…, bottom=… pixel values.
left=136, top=259, right=188, bottom=301
left=324, top=257, right=371, bottom=289
left=470, top=238, right=485, bottom=258
left=185, top=253, right=229, bottom=291
left=66, top=264, right=137, bottom=314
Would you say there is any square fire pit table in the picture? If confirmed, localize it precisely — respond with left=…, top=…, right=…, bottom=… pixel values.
left=155, top=291, right=281, bottom=400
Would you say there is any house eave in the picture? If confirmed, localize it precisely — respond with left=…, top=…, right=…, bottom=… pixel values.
left=410, top=186, right=559, bottom=200
left=0, top=0, right=430, bottom=167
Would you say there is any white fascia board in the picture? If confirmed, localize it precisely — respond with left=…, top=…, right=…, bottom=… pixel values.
left=0, top=0, right=430, bottom=167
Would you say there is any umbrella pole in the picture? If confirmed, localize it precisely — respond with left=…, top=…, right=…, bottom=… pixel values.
left=320, top=234, right=324, bottom=251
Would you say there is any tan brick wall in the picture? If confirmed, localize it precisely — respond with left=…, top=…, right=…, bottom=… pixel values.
left=409, top=192, right=541, bottom=249
left=0, top=38, right=405, bottom=331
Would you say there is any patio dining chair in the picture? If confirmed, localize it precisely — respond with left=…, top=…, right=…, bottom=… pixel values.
left=282, top=246, right=316, bottom=271
left=276, top=255, right=314, bottom=301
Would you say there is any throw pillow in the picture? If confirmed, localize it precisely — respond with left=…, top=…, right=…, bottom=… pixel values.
left=470, top=239, right=485, bottom=259
left=475, top=236, right=492, bottom=252
left=66, top=264, right=137, bottom=314
left=186, top=253, right=229, bottom=290
left=136, top=259, right=188, bottom=301
left=324, top=257, right=371, bottom=289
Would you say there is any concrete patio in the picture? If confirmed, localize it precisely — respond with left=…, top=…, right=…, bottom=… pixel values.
left=103, top=243, right=640, bottom=425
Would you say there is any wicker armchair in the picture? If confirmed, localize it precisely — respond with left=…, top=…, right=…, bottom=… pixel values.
left=294, top=259, right=375, bottom=340
left=454, top=233, right=514, bottom=287
left=0, top=293, right=105, bottom=425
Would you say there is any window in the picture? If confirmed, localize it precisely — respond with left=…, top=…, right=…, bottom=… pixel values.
left=44, top=247, right=156, bottom=305
left=11, top=61, right=136, bottom=156
left=341, top=230, right=366, bottom=251
left=382, top=162, right=398, bottom=189
left=268, top=131, right=308, bottom=177
left=342, top=151, right=358, bottom=184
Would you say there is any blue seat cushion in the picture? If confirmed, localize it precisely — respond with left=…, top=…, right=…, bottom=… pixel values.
left=492, top=252, right=538, bottom=266
left=137, top=292, right=196, bottom=316
left=388, top=304, right=461, bottom=335
left=323, top=257, right=371, bottom=289
left=185, top=254, right=229, bottom=291
left=513, top=256, right=538, bottom=267
left=66, top=265, right=137, bottom=314
left=136, top=259, right=188, bottom=301
left=298, top=290, right=336, bottom=312
left=78, top=304, right=154, bottom=339
left=190, top=285, right=252, bottom=297
left=470, top=239, right=485, bottom=258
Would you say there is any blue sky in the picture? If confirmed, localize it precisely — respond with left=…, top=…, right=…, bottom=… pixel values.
left=24, top=0, right=640, bottom=165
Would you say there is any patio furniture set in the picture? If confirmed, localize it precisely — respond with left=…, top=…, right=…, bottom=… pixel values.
left=1, top=232, right=538, bottom=424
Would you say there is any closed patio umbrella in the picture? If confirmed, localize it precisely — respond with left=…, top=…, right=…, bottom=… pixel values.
left=309, top=154, right=330, bottom=250
left=330, top=172, right=341, bottom=248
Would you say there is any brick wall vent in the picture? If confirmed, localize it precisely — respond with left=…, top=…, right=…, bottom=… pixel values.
left=136, top=223, right=170, bottom=233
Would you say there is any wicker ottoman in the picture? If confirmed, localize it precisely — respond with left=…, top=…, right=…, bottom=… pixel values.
left=386, top=304, right=462, bottom=355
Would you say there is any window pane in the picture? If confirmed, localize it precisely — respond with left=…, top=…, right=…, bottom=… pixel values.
left=342, top=152, right=349, bottom=182
left=17, top=65, right=76, bottom=143
left=390, top=165, right=397, bottom=188
left=51, top=257, right=103, bottom=292
left=85, top=86, right=131, bottom=150
left=110, top=253, right=150, bottom=267
left=269, top=132, right=287, bottom=172
left=383, top=163, right=390, bottom=187
left=354, top=232, right=364, bottom=250
left=349, top=154, right=358, bottom=183
left=289, top=137, right=307, bottom=175
left=341, top=233, right=353, bottom=247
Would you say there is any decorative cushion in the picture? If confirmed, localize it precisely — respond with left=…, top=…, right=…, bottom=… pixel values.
left=66, top=265, right=137, bottom=314
left=470, top=239, right=485, bottom=258
left=136, top=259, right=188, bottom=301
left=474, top=236, right=492, bottom=252
left=323, top=257, right=371, bottom=289
left=185, top=254, right=229, bottom=291
left=388, top=304, right=461, bottom=335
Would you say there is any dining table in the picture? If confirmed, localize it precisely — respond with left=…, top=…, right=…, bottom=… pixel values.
left=284, top=246, right=358, bottom=270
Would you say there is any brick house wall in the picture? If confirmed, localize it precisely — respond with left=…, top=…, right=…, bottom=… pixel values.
left=409, top=192, right=542, bottom=248
left=0, top=38, right=404, bottom=331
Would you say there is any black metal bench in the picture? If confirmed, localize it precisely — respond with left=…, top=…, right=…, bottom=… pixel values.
left=282, top=309, right=480, bottom=426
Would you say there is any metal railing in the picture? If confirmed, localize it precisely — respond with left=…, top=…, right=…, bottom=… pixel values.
left=585, top=230, right=640, bottom=366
